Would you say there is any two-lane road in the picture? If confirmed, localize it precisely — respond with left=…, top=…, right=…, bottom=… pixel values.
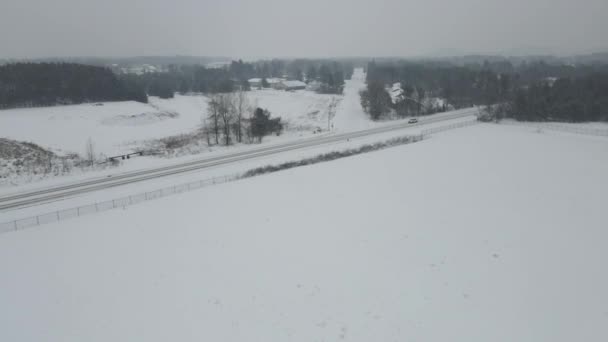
left=0, top=109, right=477, bottom=211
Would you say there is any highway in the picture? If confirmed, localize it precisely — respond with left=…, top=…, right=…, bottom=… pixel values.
left=0, top=109, right=477, bottom=211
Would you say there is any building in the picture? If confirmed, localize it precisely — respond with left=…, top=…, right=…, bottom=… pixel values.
left=306, top=81, right=322, bottom=92
left=248, top=78, right=262, bottom=88
left=249, top=78, right=307, bottom=91
left=267, top=78, right=284, bottom=89
left=278, top=80, right=307, bottom=91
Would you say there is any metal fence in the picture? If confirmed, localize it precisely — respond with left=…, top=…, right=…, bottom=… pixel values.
left=421, top=119, right=480, bottom=136
left=500, top=121, right=608, bottom=137
left=0, top=119, right=480, bottom=234
left=0, top=174, right=240, bottom=234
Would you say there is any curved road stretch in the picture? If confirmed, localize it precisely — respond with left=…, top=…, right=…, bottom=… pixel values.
left=0, top=110, right=477, bottom=211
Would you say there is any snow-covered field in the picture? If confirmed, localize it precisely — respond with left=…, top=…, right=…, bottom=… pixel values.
left=247, top=89, right=340, bottom=132
left=0, top=114, right=477, bottom=221
left=0, top=90, right=341, bottom=158
left=0, top=101, right=193, bottom=157
left=499, top=119, right=608, bottom=137
left=0, top=78, right=352, bottom=188
left=1, top=123, right=607, bottom=342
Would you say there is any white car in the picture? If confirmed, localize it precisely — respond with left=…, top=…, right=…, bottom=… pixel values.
left=408, top=118, right=418, bottom=124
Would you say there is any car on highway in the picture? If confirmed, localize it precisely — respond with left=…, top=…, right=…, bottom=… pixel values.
left=408, top=118, right=418, bottom=124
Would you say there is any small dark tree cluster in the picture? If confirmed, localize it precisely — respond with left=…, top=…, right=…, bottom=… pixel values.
left=204, top=93, right=281, bottom=146
left=250, top=107, right=283, bottom=142
left=360, top=81, right=391, bottom=120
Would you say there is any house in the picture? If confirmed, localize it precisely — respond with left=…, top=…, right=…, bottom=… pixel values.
left=267, top=78, right=284, bottom=89
left=248, top=78, right=262, bottom=88
left=250, top=77, right=284, bottom=89
left=390, top=82, right=404, bottom=104
left=278, top=80, right=307, bottom=91
left=249, top=78, right=306, bottom=91
left=306, top=81, right=322, bottom=92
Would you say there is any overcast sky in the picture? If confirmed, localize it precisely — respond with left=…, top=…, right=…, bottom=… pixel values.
left=2, top=0, right=607, bottom=59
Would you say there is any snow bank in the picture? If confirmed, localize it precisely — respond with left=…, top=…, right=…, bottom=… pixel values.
left=100, top=111, right=179, bottom=126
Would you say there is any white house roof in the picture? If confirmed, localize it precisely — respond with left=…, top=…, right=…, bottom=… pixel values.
left=282, top=80, right=307, bottom=88
left=390, top=83, right=404, bottom=103
left=248, top=78, right=262, bottom=83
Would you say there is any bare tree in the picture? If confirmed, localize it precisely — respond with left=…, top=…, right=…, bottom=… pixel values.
left=207, top=96, right=221, bottom=145
left=202, top=121, right=212, bottom=146
left=327, top=96, right=340, bottom=131
left=218, top=94, right=234, bottom=145
left=232, top=90, right=249, bottom=143
left=85, top=137, right=95, bottom=166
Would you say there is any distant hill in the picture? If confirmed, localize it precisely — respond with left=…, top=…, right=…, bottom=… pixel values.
left=15, top=56, right=231, bottom=68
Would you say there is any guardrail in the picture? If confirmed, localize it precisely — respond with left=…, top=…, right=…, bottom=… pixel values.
left=0, top=118, right=480, bottom=234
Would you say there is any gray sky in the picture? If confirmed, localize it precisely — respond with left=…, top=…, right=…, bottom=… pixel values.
left=2, top=0, right=607, bottom=59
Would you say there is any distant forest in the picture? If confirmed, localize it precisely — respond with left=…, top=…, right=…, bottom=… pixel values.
left=0, top=59, right=355, bottom=109
left=0, top=63, right=147, bottom=109
left=129, top=59, right=354, bottom=98
left=362, top=59, right=608, bottom=122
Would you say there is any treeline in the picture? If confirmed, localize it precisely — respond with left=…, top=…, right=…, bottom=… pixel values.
left=362, top=59, right=608, bottom=122
left=128, top=59, right=354, bottom=98
left=121, top=66, right=238, bottom=98
left=506, top=73, right=608, bottom=122
left=252, top=59, right=353, bottom=94
left=0, top=59, right=354, bottom=109
left=0, top=63, right=147, bottom=109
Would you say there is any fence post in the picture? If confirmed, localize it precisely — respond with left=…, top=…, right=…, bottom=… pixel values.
left=56, top=211, right=60, bottom=221
left=112, top=199, right=116, bottom=208
left=129, top=196, right=133, bottom=205
left=77, top=207, right=80, bottom=216
left=14, top=221, right=17, bottom=231
left=36, top=216, right=40, bottom=225
left=95, top=202, right=99, bottom=212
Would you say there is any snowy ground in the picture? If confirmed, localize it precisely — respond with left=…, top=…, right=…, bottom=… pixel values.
left=0, top=101, right=193, bottom=157
left=333, top=68, right=373, bottom=131
left=0, top=115, right=477, bottom=221
left=499, top=119, right=608, bottom=137
left=0, top=67, right=474, bottom=191
left=246, top=89, right=340, bottom=132
left=0, top=90, right=340, bottom=159
left=1, top=123, right=607, bottom=342
left=0, top=74, right=350, bottom=188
